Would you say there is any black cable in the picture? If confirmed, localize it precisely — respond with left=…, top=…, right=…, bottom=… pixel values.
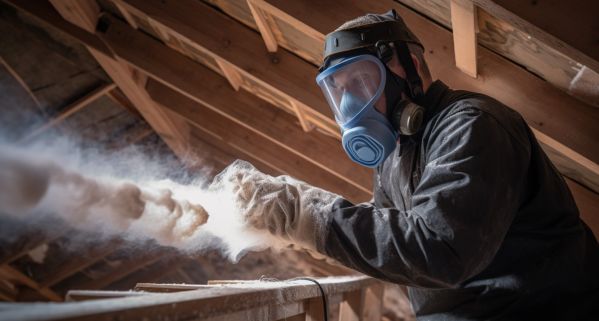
left=290, top=277, right=329, bottom=321
left=258, top=276, right=329, bottom=321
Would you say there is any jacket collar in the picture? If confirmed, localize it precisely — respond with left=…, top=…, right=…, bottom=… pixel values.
left=421, top=80, right=451, bottom=122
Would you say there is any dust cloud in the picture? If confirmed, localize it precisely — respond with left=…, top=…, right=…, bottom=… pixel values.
left=0, top=139, right=276, bottom=262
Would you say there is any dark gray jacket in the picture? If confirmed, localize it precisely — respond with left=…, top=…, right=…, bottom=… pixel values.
left=323, top=81, right=599, bottom=320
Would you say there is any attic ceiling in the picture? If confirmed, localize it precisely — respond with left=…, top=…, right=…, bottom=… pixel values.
left=0, top=0, right=597, bottom=314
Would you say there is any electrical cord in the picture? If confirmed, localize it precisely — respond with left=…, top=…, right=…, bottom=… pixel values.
left=259, top=276, right=328, bottom=321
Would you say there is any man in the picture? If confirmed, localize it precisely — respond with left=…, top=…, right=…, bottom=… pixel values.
left=211, top=9, right=599, bottom=320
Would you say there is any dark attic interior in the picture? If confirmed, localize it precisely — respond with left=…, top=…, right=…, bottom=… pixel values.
left=0, top=1, right=597, bottom=320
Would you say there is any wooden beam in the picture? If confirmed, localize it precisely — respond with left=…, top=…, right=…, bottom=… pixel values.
left=109, top=257, right=188, bottom=291
left=65, top=290, right=147, bottom=301
left=207, top=0, right=599, bottom=194
left=105, top=87, right=140, bottom=116
left=36, top=240, right=123, bottom=289
left=360, top=283, right=384, bottom=320
left=215, top=58, right=243, bottom=91
left=21, top=83, right=116, bottom=142
left=247, top=0, right=278, bottom=52
left=0, top=276, right=378, bottom=321
left=117, top=0, right=338, bottom=135
left=450, top=0, right=478, bottom=77
left=92, top=14, right=371, bottom=199
left=4, top=0, right=111, bottom=56
left=112, top=0, right=138, bottom=29
left=472, top=0, right=599, bottom=73
left=0, top=56, right=41, bottom=108
left=395, top=0, right=599, bottom=107
left=76, top=252, right=164, bottom=290
left=45, top=0, right=194, bottom=165
left=90, top=50, right=193, bottom=162
left=48, top=0, right=100, bottom=33
left=150, top=81, right=370, bottom=201
left=0, top=265, right=61, bottom=301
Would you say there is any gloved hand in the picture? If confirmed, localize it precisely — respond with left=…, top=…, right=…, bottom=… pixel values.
left=208, top=160, right=341, bottom=252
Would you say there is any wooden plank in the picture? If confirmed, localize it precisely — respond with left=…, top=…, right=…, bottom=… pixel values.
left=107, top=257, right=189, bottom=292
left=4, top=0, right=111, bottom=56
left=134, top=283, right=209, bottom=293
left=0, top=276, right=375, bottom=321
left=531, top=129, right=599, bottom=193
left=450, top=0, right=477, bottom=77
left=105, top=87, right=140, bottom=116
left=46, top=0, right=194, bottom=165
left=112, top=0, right=138, bottom=29
left=36, top=240, right=123, bottom=289
left=77, top=253, right=164, bottom=290
left=90, top=50, right=193, bottom=163
left=305, top=297, right=325, bottom=321
left=247, top=0, right=278, bottom=52
left=209, top=0, right=599, bottom=194
left=150, top=83, right=369, bottom=201
left=0, top=56, right=41, bottom=108
left=396, top=0, right=599, bottom=107
left=21, top=83, right=116, bottom=142
left=91, top=14, right=371, bottom=199
left=0, top=265, right=61, bottom=301
left=473, top=0, right=599, bottom=73
left=361, top=283, right=384, bottom=321
left=118, top=0, right=337, bottom=132
left=66, top=290, right=148, bottom=301
left=215, top=58, right=243, bottom=91
left=338, top=290, right=361, bottom=321
left=48, top=0, right=100, bottom=33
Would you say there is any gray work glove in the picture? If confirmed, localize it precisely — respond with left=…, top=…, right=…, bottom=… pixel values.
left=208, top=160, right=341, bottom=253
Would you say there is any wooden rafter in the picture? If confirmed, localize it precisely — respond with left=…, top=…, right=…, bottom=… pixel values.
left=78, top=254, right=164, bottom=290
left=0, top=265, right=61, bottom=301
left=205, top=0, right=599, bottom=195
left=91, top=13, right=371, bottom=199
left=21, top=82, right=116, bottom=142
left=247, top=0, right=278, bottom=52
left=396, top=0, right=599, bottom=107
left=48, top=0, right=100, bottom=33
left=45, top=0, right=194, bottom=166
left=36, top=240, right=123, bottom=289
left=116, top=0, right=337, bottom=136
left=150, top=81, right=370, bottom=201
left=0, top=56, right=41, bottom=108
left=450, top=0, right=478, bottom=78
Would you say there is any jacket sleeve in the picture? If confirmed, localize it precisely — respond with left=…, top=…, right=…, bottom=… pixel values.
left=321, top=107, right=530, bottom=288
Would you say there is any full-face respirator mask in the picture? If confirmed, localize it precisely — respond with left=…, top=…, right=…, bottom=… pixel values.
left=316, top=10, right=426, bottom=168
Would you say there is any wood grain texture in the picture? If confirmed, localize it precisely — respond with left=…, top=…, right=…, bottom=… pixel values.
left=119, top=0, right=337, bottom=134
left=397, top=0, right=599, bottom=107
left=208, top=0, right=599, bottom=195
left=450, top=0, right=478, bottom=77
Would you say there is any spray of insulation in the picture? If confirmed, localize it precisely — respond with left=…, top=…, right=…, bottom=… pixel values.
left=0, top=141, right=278, bottom=262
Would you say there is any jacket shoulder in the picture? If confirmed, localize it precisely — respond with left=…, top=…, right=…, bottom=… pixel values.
left=430, top=91, right=531, bottom=150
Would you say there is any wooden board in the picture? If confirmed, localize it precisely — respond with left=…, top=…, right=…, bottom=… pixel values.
left=149, top=79, right=370, bottom=202
left=118, top=0, right=338, bottom=136
left=207, top=0, right=599, bottom=194
left=91, top=13, right=372, bottom=200
left=397, top=0, right=599, bottom=107
left=0, top=276, right=378, bottom=321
